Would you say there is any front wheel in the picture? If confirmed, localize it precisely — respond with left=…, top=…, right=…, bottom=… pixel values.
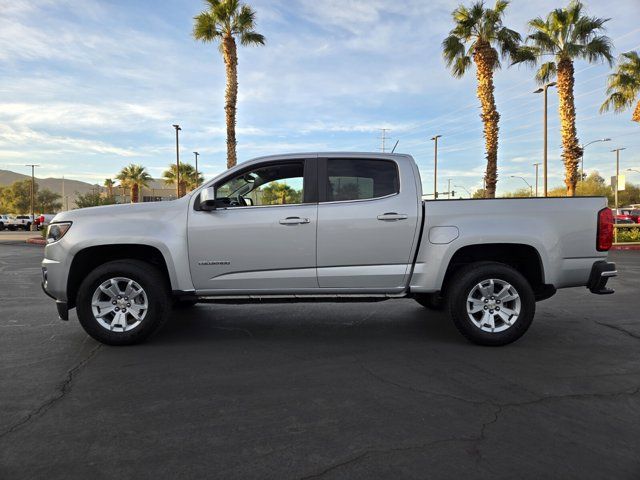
left=447, top=262, right=535, bottom=346
left=76, top=260, right=170, bottom=345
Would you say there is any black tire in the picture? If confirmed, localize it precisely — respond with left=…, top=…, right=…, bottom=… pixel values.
left=413, top=293, right=445, bottom=311
left=447, top=262, right=535, bottom=346
left=76, top=260, right=170, bottom=346
left=0, top=222, right=4, bottom=231
left=24, top=222, right=31, bottom=231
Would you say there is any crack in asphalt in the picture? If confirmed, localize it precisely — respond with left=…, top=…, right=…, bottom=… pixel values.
left=298, top=365, right=640, bottom=479
left=299, top=405, right=503, bottom=480
left=0, top=343, right=102, bottom=439
left=594, top=321, right=640, bottom=340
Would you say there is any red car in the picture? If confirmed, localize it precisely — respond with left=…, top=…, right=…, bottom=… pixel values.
left=615, top=208, right=640, bottom=224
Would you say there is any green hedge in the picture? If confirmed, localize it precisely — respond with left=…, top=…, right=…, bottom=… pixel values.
left=616, top=227, right=640, bottom=243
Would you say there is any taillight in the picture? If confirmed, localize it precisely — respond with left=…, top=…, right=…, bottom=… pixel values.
left=597, top=208, right=613, bottom=251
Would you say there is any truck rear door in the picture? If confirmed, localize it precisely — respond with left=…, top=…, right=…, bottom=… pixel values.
left=316, top=156, right=420, bottom=290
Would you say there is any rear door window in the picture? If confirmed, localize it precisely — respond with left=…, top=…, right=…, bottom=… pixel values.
left=325, top=159, right=399, bottom=202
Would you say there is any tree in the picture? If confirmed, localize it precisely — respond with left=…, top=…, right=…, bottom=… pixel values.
left=36, top=189, right=62, bottom=213
left=501, top=187, right=532, bottom=198
left=104, top=178, right=116, bottom=198
left=0, top=179, right=34, bottom=213
left=260, top=182, right=302, bottom=205
left=442, top=0, right=520, bottom=198
left=193, top=0, right=265, bottom=169
left=514, top=0, right=614, bottom=196
left=601, top=51, right=640, bottom=123
left=471, top=188, right=487, bottom=198
left=162, top=163, right=204, bottom=197
left=75, top=191, right=117, bottom=209
left=116, top=164, right=152, bottom=203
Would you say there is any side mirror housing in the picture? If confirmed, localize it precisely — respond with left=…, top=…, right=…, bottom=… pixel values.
left=200, top=187, right=231, bottom=211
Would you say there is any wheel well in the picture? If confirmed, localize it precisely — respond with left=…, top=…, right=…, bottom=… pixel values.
left=67, top=244, right=171, bottom=309
left=441, top=243, right=546, bottom=297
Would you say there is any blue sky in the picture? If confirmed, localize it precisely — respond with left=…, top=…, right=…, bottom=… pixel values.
left=0, top=0, right=639, bottom=195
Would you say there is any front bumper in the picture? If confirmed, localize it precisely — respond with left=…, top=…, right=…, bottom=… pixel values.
left=587, top=261, right=617, bottom=295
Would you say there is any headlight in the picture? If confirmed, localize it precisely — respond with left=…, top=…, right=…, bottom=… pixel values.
left=46, top=222, right=72, bottom=244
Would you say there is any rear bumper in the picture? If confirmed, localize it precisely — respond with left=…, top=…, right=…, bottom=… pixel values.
left=587, top=261, right=617, bottom=295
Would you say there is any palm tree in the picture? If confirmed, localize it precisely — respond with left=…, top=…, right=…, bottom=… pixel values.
left=601, top=51, right=640, bottom=123
left=116, top=164, right=152, bottom=203
left=104, top=178, right=115, bottom=198
left=193, top=0, right=265, bottom=169
left=442, top=0, right=520, bottom=198
left=162, top=163, right=204, bottom=197
left=514, top=0, right=613, bottom=196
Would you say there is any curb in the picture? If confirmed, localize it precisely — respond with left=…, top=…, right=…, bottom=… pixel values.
left=26, top=237, right=46, bottom=245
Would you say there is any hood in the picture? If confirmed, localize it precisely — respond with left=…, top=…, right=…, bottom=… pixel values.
left=52, top=196, right=191, bottom=223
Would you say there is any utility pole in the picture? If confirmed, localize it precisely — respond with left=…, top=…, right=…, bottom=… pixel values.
left=533, top=163, right=541, bottom=197
left=447, top=178, right=452, bottom=199
left=193, top=151, right=200, bottom=187
left=379, top=128, right=390, bottom=153
left=62, top=175, right=65, bottom=211
left=534, top=82, right=556, bottom=197
left=431, top=135, right=441, bottom=199
left=25, top=164, right=39, bottom=230
left=173, top=124, right=181, bottom=198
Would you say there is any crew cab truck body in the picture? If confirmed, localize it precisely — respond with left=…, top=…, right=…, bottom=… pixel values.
left=41, top=153, right=616, bottom=346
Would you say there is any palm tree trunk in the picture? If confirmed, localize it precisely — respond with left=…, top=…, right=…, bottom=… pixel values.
left=132, top=184, right=139, bottom=203
left=557, top=59, right=582, bottom=196
left=633, top=101, right=640, bottom=123
left=473, top=42, right=500, bottom=199
left=222, top=36, right=238, bottom=169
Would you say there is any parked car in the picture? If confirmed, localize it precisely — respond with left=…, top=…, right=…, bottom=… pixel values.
left=36, top=214, right=56, bottom=230
left=0, top=214, right=14, bottom=231
left=6, top=215, right=34, bottom=231
left=615, top=208, right=640, bottom=224
left=42, top=153, right=617, bottom=347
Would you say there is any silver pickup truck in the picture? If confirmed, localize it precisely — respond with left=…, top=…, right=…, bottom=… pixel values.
left=42, top=153, right=617, bottom=346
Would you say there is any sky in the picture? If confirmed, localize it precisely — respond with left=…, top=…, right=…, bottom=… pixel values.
left=0, top=0, right=639, bottom=196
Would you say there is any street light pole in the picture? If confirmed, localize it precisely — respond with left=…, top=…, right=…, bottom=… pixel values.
left=431, top=135, right=441, bottom=199
left=534, top=82, right=556, bottom=197
left=510, top=175, right=533, bottom=197
left=581, top=138, right=611, bottom=181
left=533, top=163, right=541, bottom=197
left=447, top=178, right=452, bottom=199
left=172, top=124, right=181, bottom=198
left=193, top=151, right=200, bottom=187
left=25, top=164, right=39, bottom=230
left=612, top=148, right=626, bottom=214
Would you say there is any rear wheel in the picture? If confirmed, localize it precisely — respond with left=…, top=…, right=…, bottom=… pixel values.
left=447, top=262, right=535, bottom=346
left=76, top=260, right=170, bottom=345
left=0, top=222, right=4, bottom=231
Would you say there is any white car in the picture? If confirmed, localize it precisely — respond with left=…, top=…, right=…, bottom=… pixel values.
left=7, top=215, right=34, bottom=231
left=0, top=214, right=14, bottom=231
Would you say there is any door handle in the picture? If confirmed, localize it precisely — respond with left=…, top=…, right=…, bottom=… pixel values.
left=377, top=212, right=408, bottom=221
left=279, top=217, right=310, bottom=225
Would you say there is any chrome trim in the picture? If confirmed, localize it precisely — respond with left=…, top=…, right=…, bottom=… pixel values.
left=601, top=270, right=618, bottom=277
left=318, top=192, right=400, bottom=206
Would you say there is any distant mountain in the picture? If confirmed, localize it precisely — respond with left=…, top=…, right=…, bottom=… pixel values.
left=0, top=169, right=173, bottom=210
left=0, top=169, right=99, bottom=193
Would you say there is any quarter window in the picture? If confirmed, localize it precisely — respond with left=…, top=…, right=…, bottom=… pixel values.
left=326, top=159, right=399, bottom=202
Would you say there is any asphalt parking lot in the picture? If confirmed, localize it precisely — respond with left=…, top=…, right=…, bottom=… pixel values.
left=1, top=243, right=639, bottom=479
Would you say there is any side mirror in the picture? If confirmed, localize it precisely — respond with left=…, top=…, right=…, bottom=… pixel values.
left=200, top=187, right=231, bottom=211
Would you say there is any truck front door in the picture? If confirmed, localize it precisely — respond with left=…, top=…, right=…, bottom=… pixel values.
left=188, top=158, right=318, bottom=293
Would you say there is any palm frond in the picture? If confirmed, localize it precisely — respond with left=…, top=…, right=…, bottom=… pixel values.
left=240, top=31, right=265, bottom=46
left=535, top=61, right=557, bottom=84
left=582, top=35, right=614, bottom=65
left=193, top=12, right=222, bottom=42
